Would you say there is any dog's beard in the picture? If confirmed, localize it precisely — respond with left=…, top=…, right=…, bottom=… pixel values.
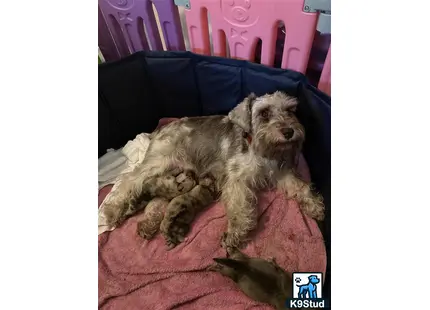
left=280, top=143, right=301, bottom=170
left=254, top=136, right=300, bottom=168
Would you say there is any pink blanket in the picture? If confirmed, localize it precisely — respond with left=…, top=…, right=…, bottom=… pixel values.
left=98, top=118, right=326, bottom=309
left=98, top=185, right=326, bottom=310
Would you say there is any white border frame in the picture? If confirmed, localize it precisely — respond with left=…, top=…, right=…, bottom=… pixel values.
left=0, top=1, right=429, bottom=309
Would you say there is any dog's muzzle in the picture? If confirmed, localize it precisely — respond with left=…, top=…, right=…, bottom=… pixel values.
left=281, top=128, right=294, bottom=140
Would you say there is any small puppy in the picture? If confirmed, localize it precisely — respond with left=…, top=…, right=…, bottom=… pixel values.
left=137, top=173, right=217, bottom=249
left=136, top=198, right=169, bottom=240
left=209, top=247, right=292, bottom=310
left=159, top=173, right=217, bottom=249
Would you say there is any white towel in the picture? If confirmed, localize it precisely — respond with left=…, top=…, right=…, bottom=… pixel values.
left=98, top=148, right=128, bottom=189
left=121, top=133, right=151, bottom=174
left=98, top=133, right=151, bottom=234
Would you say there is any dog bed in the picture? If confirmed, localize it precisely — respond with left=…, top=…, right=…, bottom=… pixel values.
left=98, top=51, right=331, bottom=308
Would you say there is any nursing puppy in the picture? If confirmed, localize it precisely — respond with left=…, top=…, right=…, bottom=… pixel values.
left=103, top=91, right=324, bottom=249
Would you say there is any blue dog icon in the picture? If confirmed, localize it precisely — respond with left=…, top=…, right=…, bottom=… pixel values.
left=296, top=275, right=320, bottom=298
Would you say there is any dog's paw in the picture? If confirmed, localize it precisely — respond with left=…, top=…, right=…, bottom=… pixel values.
left=225, top=246, right=244, bottom=260
left=221, top=232, right=241, bottom=250
left=103, top=201, right=129, bottom=228
left=313, top=209, right=325, bottom=221
left=124, top=194, right=149, bottom=217
left=302, top=195, right=325, bottom=221
left=163, top=222, right=189, bottom=250
left=198, top=173, right=217, bottom=194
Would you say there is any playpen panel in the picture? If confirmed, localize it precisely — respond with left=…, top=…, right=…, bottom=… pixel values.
left=98, top=0, right=159, bottom=54
left=211, top=29, right=228, bottom=57
left=184, top=7, right=211, bottom=55
left=98, top=0, right=331, bottom=96
left=98, top=6, right=121, bottom=61
left=184, top=0, right=318, bottom=74
left=98, top=0, right=184, bottom=57
left=318, top=44, right=331, bottom=96
left=152, top=0, right=186, bottom=50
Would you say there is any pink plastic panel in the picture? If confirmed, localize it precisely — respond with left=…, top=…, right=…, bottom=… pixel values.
left=98, top=0, right=185, bottom=58
left=318, top=45, right=331, bottom=96
left=184, top=0, right=318, bottom=73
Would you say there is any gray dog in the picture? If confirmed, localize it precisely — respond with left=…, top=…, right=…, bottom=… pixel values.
left=103, top=91, right=324, bottom=249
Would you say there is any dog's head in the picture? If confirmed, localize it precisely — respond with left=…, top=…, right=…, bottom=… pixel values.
left=228, top=91, right=305, bottom=164
left=308, top=275, right=320, bottom=284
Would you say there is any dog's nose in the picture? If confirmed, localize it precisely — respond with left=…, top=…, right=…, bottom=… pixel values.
left=282, top=128, right=294, bottom=139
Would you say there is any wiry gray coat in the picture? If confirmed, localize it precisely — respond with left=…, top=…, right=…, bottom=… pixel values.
left=103, top=91, right=324, bottom=248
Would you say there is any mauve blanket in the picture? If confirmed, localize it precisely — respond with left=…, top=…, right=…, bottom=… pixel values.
left=98, top=185, right=326, bottom=309
left=99, top=117, right=326, bottom=309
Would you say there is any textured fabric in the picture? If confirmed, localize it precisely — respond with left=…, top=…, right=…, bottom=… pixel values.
left=98, top=148, right=128, bottom=189
left=98, top=51, right=331, bottom=299
left=98, top=192, right=326, bottom=310
left=97, top=142, right=325, bottom=309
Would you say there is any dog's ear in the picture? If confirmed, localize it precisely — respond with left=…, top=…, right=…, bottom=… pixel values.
left=228, top=93, right=257, bottom=133
left=274, top=91, right=298, bottom=111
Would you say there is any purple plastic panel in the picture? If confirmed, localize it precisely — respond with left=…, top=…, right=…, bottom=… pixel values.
left=152, top=0, right=185, bottom=51
left=98, top=6, right=121, bottom=61
left=98, top=0, right=185, bottom=57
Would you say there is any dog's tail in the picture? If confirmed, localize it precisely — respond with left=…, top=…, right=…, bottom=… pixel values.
left=213, top=257, right=280, bottom=286
left=213, top=258, right=250, bottom=272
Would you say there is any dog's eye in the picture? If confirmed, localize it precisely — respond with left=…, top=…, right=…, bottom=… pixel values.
left=260, top=109, right=270, bottom=119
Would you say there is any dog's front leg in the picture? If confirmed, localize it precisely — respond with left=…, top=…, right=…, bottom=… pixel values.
left=220, top=176, right=258, bottom=249
left=277, top=172, right=325, bottom=221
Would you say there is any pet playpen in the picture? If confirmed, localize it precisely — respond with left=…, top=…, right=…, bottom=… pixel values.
left=98, top=1, right=331, bottom=308
left=98, top=0, right=331, bottom=95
